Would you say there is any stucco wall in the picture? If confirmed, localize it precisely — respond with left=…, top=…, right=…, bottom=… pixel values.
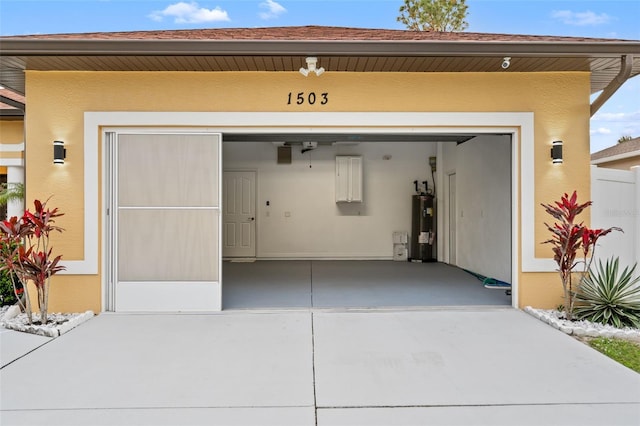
left=24, top=70, right=592, bottom=312
left=0, top=120, right=24, bottom=164
left=0, top=120, right=24, bottom=144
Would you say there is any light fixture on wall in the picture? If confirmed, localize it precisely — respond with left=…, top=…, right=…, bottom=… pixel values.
left=551, top=140, right=563, bottom=164
left=53, top=140, right=66, bottom=164
left=299, top=57, right=325, bottom=77
left=501, top=57, right=511, bottom=69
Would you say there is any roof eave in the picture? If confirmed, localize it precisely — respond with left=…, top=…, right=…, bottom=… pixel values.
left=0, top=109, right=24, bottom=118
left=2, top=39, right=640, bottom=57
left=591, top=149, right=640, bottom=164
left=0, top=94, right=25, bottom=111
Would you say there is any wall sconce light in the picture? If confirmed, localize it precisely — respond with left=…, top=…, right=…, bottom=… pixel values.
left=299, top=57, right=325, bottom=77
left=53, top=140, right=66, bottom=164
left=551, top=140, right=563, bottom=164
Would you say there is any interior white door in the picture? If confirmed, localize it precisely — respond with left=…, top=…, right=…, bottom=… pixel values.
left=108, top=132, right=222, bottom=312
left=449, top=172, right=457, bottom=265
left=223, top=171, right=256, bottom=258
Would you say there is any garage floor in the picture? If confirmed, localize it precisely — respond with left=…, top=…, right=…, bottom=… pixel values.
left=222, top=260, right=511, bottom=310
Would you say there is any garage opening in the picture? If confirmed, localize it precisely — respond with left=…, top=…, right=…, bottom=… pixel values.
left=221, top=133, right=512, bottom=310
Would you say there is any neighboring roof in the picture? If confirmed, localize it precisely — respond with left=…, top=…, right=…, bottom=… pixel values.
left=1, top=25, right=639, bottom=96
left=0, top=87, right=24, bottom=117
left=591, top=137, right=640, bottom=163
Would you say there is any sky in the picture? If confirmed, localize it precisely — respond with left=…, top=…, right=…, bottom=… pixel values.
left=0, top=0, right=638, bottom=153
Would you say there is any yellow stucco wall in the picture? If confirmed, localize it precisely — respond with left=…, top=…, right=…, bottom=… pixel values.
left=0, top=120, right=24, bottom=144
left=24, top=70, right=592, bottom=312
left=0, top=120, right=25, bottom=163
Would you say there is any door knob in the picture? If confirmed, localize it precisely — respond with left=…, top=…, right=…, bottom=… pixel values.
left=249, top=217, right=255, bottom=221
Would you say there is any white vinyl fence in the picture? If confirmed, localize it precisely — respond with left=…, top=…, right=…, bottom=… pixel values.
left=590, top=165, right=640, bottom=269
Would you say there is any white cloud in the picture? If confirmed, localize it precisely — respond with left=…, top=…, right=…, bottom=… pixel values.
left=551, top=10, right=611, bottom=26
left=259, top=0, right=286, bottom=20
left=592, top=111, right=640, bottom=122
left=590, top=127, right=612, bottom=135
left=149, top=2, right=230, bottom=24
left=622, top=123, right=640, bottom=136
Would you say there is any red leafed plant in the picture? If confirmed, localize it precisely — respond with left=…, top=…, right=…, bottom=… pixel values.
left=0, top=199, right=65, bottom=324
left=541, top=191, right=621, bottom=320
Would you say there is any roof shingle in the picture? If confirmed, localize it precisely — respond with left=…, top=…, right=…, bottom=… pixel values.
left=2, top=25, right=636, bottom=43
left=591, top=137, right=640, bottom=161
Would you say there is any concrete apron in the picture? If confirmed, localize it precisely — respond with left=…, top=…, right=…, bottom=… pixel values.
left=0, top=327, right=52, bottom=368
left=1, top=308, right=639, bottom=426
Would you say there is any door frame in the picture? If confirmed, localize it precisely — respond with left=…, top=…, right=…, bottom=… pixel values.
left=443, top=170, right=457, bottom=266
left=85, top=111, right=547, bottom=311
left=222, top=169, right=258, bottom=259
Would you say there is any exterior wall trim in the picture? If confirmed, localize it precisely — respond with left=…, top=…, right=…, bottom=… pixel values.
left=0, top=159, right=23, bottom=167
left=0, top=142, right=25, bottom=152
left=591, top=149, right=640, bottom=165
left=0, top=143, right=24, bottom=167
left=79, top=111, right=556, bottom=308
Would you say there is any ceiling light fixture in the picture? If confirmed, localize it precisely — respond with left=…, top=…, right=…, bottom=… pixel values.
left=300, top=57, right=325, bottom=77
left=301, top=141, right=318, bottom=153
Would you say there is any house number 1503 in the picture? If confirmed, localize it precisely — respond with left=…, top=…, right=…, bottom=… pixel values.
left=287, top=92, right=329, bottom=105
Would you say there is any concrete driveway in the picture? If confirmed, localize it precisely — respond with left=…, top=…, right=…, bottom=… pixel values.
left=1, top=307, right=639, bottom=425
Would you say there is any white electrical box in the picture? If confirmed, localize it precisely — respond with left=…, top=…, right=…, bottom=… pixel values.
left=394, top=244, right=408, bottom=261
left=393, top=231, right=408, bottom=244
left=336, top=156, right=363, bottom=203
left=393, top=231, right=409, bottom=261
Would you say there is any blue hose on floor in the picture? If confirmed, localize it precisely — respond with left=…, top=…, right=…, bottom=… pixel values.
left=462, top=268, right=511, bottom=289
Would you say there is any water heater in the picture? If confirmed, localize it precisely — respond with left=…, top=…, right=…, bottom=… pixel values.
left=410, top=194, right=436, bottom=262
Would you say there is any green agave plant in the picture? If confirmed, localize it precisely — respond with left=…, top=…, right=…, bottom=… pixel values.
left=574, top=257, right=640, bottom=329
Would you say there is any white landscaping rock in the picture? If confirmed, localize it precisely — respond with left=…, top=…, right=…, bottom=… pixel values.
left=0, top=310, right=94, bottom=337
left=573, top=328, right=586, bottom=337
left=524, top=306, right=640, bottom=340
left=4, top=304, right=21, bottom=320
left=560, top=326, right=573, bottom=335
